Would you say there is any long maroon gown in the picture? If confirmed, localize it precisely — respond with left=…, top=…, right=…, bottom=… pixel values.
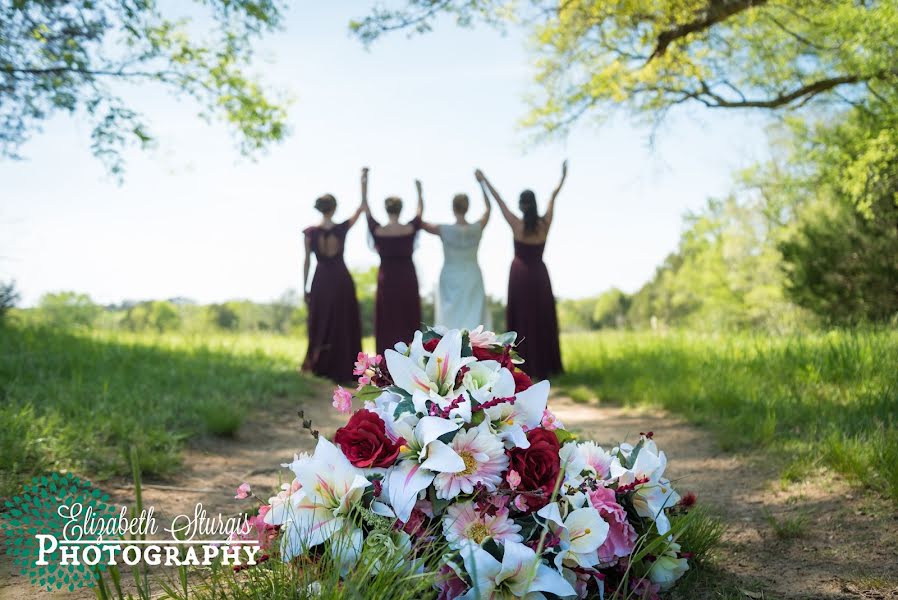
left=368, top=214, right=422, bottom=355
left=506, top=240, right=563, bottom=380
left=302, top=221, right=362, bottom=382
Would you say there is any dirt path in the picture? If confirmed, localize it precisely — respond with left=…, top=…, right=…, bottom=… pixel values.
left=3, top=386, right=897, bottom=600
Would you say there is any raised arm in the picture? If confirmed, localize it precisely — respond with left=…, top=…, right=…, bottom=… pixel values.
left=361, top=167, right=371, bottom=216
left=475, top=172, right=491, bottom=228
left=543, top=159, right=568, bottom=229
left=478, top=170, right=520, bottom=232
left=302, top=234, right=312, bottom=305
left=348, top=167, right=368, bottom=228
left=416, top=178, right=441, bottom=235
left=413, top=179, right=423, bottom=219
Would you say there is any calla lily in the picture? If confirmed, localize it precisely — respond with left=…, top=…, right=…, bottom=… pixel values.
left=537, top=502, right=609, bottom=569
left=265, top=437, right=370, bottom=561
left=458, top=541, right=576, bottom=600
left=386, top=416, right=465, bottom=522
left=609, top=438, right=680, bottom=534
left=484, top=380, right=551, bottom=449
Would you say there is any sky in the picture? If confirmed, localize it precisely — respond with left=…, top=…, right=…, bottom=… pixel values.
left=0, top=2, right=772, bottom=307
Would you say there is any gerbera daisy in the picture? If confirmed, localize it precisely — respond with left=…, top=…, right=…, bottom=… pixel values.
left=441, top=500, right=522, bottom=550
left=433, top=423, right=507, bottom=500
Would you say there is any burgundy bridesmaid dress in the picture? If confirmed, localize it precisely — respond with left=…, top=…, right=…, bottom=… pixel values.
left=368, top=214, right=422, bottom=355
left=302, top=221, right=362, bottom=382
left=506, top=240, right=563, bottom=380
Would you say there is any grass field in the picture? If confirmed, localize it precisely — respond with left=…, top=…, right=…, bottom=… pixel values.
left=1, top=322, right=896, bottom=503
left=558, top=329, right=898, bottom=501
left=0, top=324, right=311, bottom=497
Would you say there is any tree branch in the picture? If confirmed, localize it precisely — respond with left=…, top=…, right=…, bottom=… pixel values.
left=649, top=0, right=769, bottom=61
left=694, top=73, right=879, bottom=108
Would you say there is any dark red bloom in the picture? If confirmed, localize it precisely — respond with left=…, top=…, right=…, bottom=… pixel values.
left=334, top=410, right=404, bottom=469
left=679, top=491, right=697, bottom=508
left=423, top=338, right=440, bottom=352
left=472, top=345, right=501, bottom=361
left=512, top=369, right=533, bottom=392
left=507, top=428, right=561, bottom=511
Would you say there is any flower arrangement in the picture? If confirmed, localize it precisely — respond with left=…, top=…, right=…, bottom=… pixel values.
left=231, top=326, right=697, bottom=599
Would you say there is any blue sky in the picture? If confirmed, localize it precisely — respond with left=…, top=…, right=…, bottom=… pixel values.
left=0, top=2, right=771, bottom=307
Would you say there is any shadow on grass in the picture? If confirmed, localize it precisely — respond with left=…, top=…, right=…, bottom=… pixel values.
left=0, top=323, right=315, bottom=498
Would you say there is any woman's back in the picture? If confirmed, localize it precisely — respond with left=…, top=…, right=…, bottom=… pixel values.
left=436, top=222, right=489, bottom=330
left=440, top=223, right=483, bottom=262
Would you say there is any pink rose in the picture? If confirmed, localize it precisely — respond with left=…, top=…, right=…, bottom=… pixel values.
left=589, top=486, right=638, bottom=563
left=506, top=469, right=522, bottom=490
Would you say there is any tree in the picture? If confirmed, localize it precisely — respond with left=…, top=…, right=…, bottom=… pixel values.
left=122, top=300, right=182, bottom=332
left=626, top=195, right=799, bottom=330
left=270, top=288, right=302, bottom=334
left=0, top=280, right=20, bottom=320
left=756, top=89, right=898, bottom=323
left=2, top=0, right=288, bottom=176
left=37, top=291, right=101, bottom=328
left=352, top=1, right=897, bottom=135
left=592, top=288, right=630, bottom=329
left=208, top=303, right=239, bottom=330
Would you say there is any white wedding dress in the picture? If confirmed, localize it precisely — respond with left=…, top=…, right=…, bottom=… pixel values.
left=435, top=223, right=491, bottom=330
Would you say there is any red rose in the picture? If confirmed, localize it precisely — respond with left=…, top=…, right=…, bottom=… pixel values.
left=507, top=428, right=561, bottom=510
left=472, top=345, right=500, bottom=361
left=334, top=410, right=404, bottom=469
left=512, top=369, right=533, bottom=392
left=423, top=338, right=440, bottom=352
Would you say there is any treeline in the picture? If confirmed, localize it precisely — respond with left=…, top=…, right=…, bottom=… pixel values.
left=563, top=85, right=898, bottom=332
left=5, top=268, right=507, bottom=337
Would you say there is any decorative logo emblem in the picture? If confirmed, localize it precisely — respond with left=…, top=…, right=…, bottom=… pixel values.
left=2, top=473, right=115, bottom=592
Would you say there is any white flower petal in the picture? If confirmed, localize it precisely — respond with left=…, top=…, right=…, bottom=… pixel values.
left=387, top=462, right=435, bottom=523
left=420, top=439, right=465, bottom=473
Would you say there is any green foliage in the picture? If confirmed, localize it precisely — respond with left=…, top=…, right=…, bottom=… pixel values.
left=0, top=322, right=310, bottom=498
left=351, top=1, right=898, bottom=135
left=626, top=195, right=805, bottom=331
left=36, top=291, right=101, bottom=328
left=560, top=329, right=898, bottom=501
left=208, top=302, right=241, bottom=331
left=122, top=301, right=182, bottom=333
left=762, top=509, right=808, bottom=540
left=1, top=0, right=289, bottom=176
left=0, top=279, right=19, bottom=320
left=756, top=90, right=898, bottom=324
left=592, top=288, right=630, bottom=329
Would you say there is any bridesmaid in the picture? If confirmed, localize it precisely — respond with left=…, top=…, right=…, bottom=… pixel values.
left=363, top=168, right=424, bottom=355
left=301, top=181, right=365, bottom=382
left=478, top=161, right=568, bottom=379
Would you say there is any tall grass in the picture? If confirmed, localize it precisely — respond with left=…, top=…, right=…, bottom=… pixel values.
left=0, top=323, right=311, bottom=497
left=558, top=329, right=898, bottom=500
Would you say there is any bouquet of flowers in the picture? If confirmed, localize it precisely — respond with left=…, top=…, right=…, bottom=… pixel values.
left=231, top=327, right=696, bottom=599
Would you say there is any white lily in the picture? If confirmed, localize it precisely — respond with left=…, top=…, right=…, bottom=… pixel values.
left=647, top=541, right=689, bottom=590
left=609, top=439, right=680, bottom=534
left=458, top=541, right=576, bottom=600
left=386, top=416, right=464, bottom=522
left=483, top=380, right=551, bottom=449
left=463, top=360, right=511, bottom=404
left=537, top=502, right=609, bottom=569
left=386, top=329, right=475, bottom=400
left=265, top=437, right=370, bottom=561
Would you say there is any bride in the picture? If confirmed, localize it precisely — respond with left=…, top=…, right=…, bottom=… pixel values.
left=422, top=171, right=491, bottom=330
